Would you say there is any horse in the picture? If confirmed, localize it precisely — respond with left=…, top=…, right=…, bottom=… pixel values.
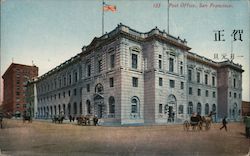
left=201, top=111, right=216, bottom=130
left=52, top=115, right=64, bottom=124
left=23, top=114, right=32, bottom=123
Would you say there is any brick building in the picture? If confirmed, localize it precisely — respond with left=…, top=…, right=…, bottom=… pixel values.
left=2, top=63, right=38, bottom=117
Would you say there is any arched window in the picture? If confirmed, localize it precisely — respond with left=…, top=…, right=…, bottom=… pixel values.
left=58, top=105, right=61, bottom=113
left=109, top=96, right=115, bottom=114
left=86, top=100, right=91, bottom=114
left=187, top=102, right=193, bottom=115
left=43, top=107, right=46, bottom=117
left=54, top=106, right=57, bottom=115
left=178, top=105, right=183, bottom=114
left=50, top=106, right=53, bottom=116
left=79, top=101, right=82, bottom=114
left=205, top=103, right=209, bottom=115
left=63, top=104, right=66, bottom=115
left=212, top=104, right=216, bottom=113
left=68, top=103, right=71, bottom=115
left=197, top=103, right=202, bottom=115
left=131, top=96, right=140, bottom=114
left=74, top=102, right=77, bottom=115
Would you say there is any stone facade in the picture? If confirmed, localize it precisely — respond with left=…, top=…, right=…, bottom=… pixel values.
left=33, top=24, right=244, bottom=125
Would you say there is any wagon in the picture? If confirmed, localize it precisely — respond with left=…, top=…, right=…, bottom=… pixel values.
left=183, top=115, right=212, bottom=131
left=76, top=115, right=99, bottom=126
left=183, top=116, right=202, bottom=131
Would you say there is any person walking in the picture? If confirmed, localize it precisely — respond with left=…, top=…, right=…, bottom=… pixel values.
left=220, top=116, right=228, bottom=131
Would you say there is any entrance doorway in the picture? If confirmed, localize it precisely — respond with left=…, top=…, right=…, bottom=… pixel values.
left=94, top=83, right=105, bottom=118
left=167, top=94, right=177, bottom=122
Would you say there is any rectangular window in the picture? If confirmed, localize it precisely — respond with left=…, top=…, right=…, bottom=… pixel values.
left=87, top=84, right=90, bottom=92
left=110, top=54, right=115, bottom=68
left=170, top=80, right=175, bottom=88
left=188, top=70, right=192, bottom=81
left=74, top=71, right=78, bottom=83
left=68, top=74, right=72, bottom=85
left=198, top=89, right=201, bottom=96
left=159, top=55, right=162, bottom=69
left=181, top=82, right=184, bottom=89
left=132, top=77, right=138, bottom=87
left=159, top=60, right=162, bottom=69
left=206, top=90, right=209, bottom=97
left=180, top=66, right=183, bottom=75
left=239, top=93, right=241, bottom=98
left=74, top=88, right=77, bottom=96
left=132, top=54, right=138, bottom=69
left=87, top=64, right=91, bottom=77
left=229, top=91, right=231, bottom=97
left=212, top=76, right=215, bottom=86
left=63, top=92, right=65, bottom=98
left=159, top=104, right=163, bottom=113
left=169, top=58, right=174, bottom=72
left=58, top=93, right=61, bottom=99
left=234, top=92, right=237, bottom=98
left=98, top=59, right=102, bottom=73
left=16, top=92, right=20, bottom=96
left=159, top=77, right=163, bottom=86
left=189, top=87, right=192, bottom=95
left=233, top=78, right=236, bottom=88
left=109, top=77, right=114, bottom=87
left=59, top=78, right=62, bottom=88
left=54, top=79, right=57, bottom=89
left=64, top=76, right=66, bottom=86
left=68, top=90, right=71, bottom=97
left=205, top=74, right=208, bottom=85
left=197, top=72, right=200, bottom=83
left=213, top=91, right=216, bottom=98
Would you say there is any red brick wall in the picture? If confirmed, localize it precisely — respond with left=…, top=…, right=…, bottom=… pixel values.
left=2, top=63, right=38, bottom=116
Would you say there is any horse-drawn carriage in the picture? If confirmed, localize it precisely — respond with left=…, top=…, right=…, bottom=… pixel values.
left=183, top=112, right=214, bottom=131
left=76, top=115, right=98, bottom=126
left=52, top=115, right=64, bottom=124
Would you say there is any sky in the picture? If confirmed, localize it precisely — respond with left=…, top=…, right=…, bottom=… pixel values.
left=0, top=0, right=249, bottom=102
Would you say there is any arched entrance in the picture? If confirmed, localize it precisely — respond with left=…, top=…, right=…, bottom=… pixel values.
left=166, top=94, right=177, bottom=122
left=94, top=83, right=105, bottom=118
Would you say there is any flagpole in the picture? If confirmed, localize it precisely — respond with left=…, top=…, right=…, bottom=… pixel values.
left=167, top=0, right=169, bottom=34
left=102, top=0, right=104, bottom=35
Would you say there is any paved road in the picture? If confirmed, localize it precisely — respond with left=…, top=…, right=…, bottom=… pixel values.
left=0, top=119, right=249, bottom=156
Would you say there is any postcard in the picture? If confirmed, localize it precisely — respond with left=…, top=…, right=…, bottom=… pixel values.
left=0, top=0, right=249, bottom=155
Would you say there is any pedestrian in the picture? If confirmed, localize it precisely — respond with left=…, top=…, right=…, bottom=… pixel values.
left=72, top=116, right=75, bottom=122
left=220, top=116, right=227, bottom=131
left=69, top=115, right=72, bottom=122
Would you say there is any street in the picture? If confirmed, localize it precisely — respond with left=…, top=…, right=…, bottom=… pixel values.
left=0, top=119, right=249, bottom=156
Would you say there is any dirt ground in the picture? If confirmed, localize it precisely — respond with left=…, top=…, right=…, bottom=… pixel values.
left=0, top=119, right=249, bottom=156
